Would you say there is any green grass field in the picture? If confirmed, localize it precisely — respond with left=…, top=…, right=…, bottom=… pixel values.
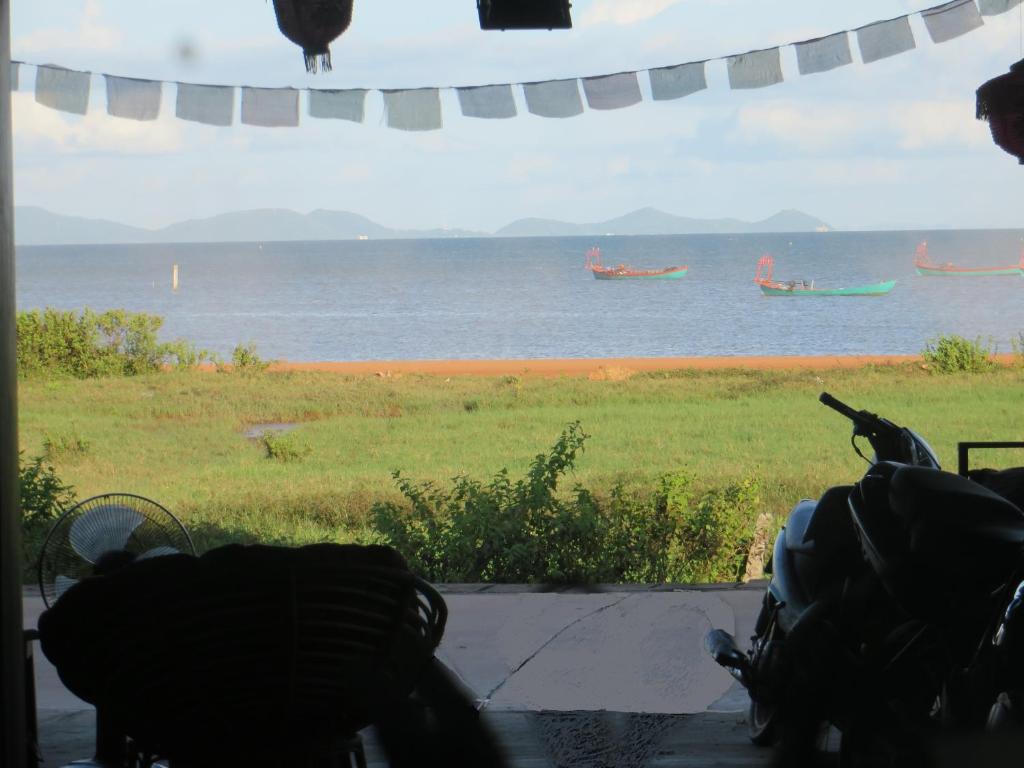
left=17, top=364, right=1024, bottom=555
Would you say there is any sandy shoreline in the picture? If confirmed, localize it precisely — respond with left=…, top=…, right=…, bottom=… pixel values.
left=258, top=354, right=952, bottom=378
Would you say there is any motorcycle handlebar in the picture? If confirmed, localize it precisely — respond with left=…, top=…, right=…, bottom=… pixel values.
left=818, top=392, right=892, bottom=439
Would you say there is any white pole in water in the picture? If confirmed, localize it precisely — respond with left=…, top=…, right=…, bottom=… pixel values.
left=172, top=264, right=179, bottom=291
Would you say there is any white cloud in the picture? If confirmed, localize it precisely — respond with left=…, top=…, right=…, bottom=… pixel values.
left=731, top=103, right=865, bottom=151
left=890, top=100, right=990, bottom=151
left=15, top=0, right=122, bottom=53
left=582, top=0, right=682, bottom=27
left=731, top=99, right=992, bottom=153
left=12, top=92, right=183, bottom=155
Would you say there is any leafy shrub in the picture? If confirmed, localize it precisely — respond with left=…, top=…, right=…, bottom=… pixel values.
left=373, top=422, right=595, bottom=582
left=17, top=308, right=208, bottom=378
left=665, top=478, right=761, bottom=583
left=922, top=335, right=995, bottom=374
left=42, top=430, right=91, bottom=461
left=373, top=424, right=763, bottom=584
left=20, top=453, right=77, bottom=579
left=20, top=452, right=76, bottom=526
left=231, top=342, right=270, bottom=374
left=261, top=432, right=311, bottom=462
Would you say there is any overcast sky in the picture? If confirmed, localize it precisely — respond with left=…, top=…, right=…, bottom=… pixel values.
left=9, top=0, right=1024, bottom=231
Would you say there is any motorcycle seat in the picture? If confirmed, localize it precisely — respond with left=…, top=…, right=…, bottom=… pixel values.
left=889, top=466, right=1024, bottom=551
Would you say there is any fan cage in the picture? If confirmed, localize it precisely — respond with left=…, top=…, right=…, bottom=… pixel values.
left=38, top=492, right=195, bottom=608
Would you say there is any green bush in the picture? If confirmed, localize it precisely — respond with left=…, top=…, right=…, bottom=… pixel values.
left=20, top=453, right=77, bottom=579
left=17, top=307, right=208, bottom=378
left=261, top=432, right=311, bottom=462
left=666, top=478, right=761, bottom=583
left=373, top=422, right=596, bottom=582
left=230, top=342, right=270, bottom=374
left=373, top=423, right=763, bottom=584
left=922, top=335, right=995, bottom=374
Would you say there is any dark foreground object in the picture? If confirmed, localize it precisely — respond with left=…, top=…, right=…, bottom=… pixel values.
left=36, top=543, right=505, bottom=767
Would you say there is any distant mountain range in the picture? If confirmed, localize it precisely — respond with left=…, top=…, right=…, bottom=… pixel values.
left=14, top=206, right=833, bottom=246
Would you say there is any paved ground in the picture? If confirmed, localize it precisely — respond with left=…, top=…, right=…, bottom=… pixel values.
left=27, top=583, right=783, bottom=767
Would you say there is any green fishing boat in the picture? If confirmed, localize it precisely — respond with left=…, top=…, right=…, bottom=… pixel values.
left=755, top=255, right=895, bottom=297
left=914, top=241, right=1024, bottom=276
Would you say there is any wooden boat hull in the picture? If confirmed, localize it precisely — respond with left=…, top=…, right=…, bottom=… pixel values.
left=758, top=280, right=896, bottom=296
left=915, top=264, right=1022, bottom=277
left=913, top=241, right=1023, bottom=276
left=592, top=267, right=688, bottom=280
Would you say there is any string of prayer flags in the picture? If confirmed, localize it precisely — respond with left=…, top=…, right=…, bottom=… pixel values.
left=35, top=65, right=90, bottom=115
left=581, top=72, right=643, bottom=110
left=795, top=32, right=853, bottom=75
left=523, top=79, right=583, bottom=118
left=856, top=16, right=917, bottom=64
left=176, top=83, right=234, bottom=127
left=727, top=48, right=783, bottom=89
left=308, top=88, right=367, bottom=122
left=15, top=0, right=1015, bottom=130
left=648, top=62, right=707, bottom=101
left=456, top=84, right=517, bottom=119
left=241, top=87, right=300, bottom=127
left=921, top=0, right=985, bottom=43
left=105, top=75, right=161, bottom=121
left=382, top=88, right=442, bottom=131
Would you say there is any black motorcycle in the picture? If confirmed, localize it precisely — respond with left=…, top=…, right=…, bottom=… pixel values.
left=705, top=392, right=1024, bottom=766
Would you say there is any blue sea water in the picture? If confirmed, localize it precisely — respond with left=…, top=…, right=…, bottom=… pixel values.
left=14, top=230, right=1024, bottom=361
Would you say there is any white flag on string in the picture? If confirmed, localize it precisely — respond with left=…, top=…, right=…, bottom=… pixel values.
left=522, top=79, right=583, bottom=118
left=383, top=88, right=442, bottom=131
left=795, top=32, right=853, bottom=75
left=105, top=75, right=161, bottom=121
left=857, top=17, right=916, bottom=64
left=978, top=0, right=1022, bottom=14
left=176, top=83, right=235, bottom=126
left=308, top=89, right=367, bottom=123
left=241, top=87, right=300, bottom=127
left=648, top=62, right=706, bottom=101
left=582, top=72, right=642, bottom=110
left=727, top=48, right=783, bottom=89
left=921, top=0, right=984, bottom=43
left=35, top=65, right=91, bottom=115
left=456, top=84, right=517, bottom=119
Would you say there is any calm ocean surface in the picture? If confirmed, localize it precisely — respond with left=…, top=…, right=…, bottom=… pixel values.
left=14, top=230, right=1024, bottom=361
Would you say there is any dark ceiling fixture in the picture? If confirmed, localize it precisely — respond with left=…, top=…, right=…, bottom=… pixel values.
left=271, top=0, right=353, bottom=73
left=977, top=58, right=1024, bottom=165
left=478, top=0, right=572, bottom=30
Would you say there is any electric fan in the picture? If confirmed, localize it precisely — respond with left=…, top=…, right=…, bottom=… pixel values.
left=38, top=493, right=195, bottom=608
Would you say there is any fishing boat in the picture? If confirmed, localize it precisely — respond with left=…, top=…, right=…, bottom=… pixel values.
left=914, top=241, right=1024, bottom=276
left=585, top=247, right=688, bottom=280
left=754, top=255, right=895, bottom=296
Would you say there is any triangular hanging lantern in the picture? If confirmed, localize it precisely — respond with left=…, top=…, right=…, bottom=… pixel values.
left=977, top=59, right=1024, bottom=164
left=272, top=0, right=353, bottom=73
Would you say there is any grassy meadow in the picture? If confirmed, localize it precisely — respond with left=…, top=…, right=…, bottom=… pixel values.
left=17, top=363, right=1024, bottom=567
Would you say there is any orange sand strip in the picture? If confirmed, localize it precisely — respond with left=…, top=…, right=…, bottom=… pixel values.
left=259, top=354, right=960, bottom=378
